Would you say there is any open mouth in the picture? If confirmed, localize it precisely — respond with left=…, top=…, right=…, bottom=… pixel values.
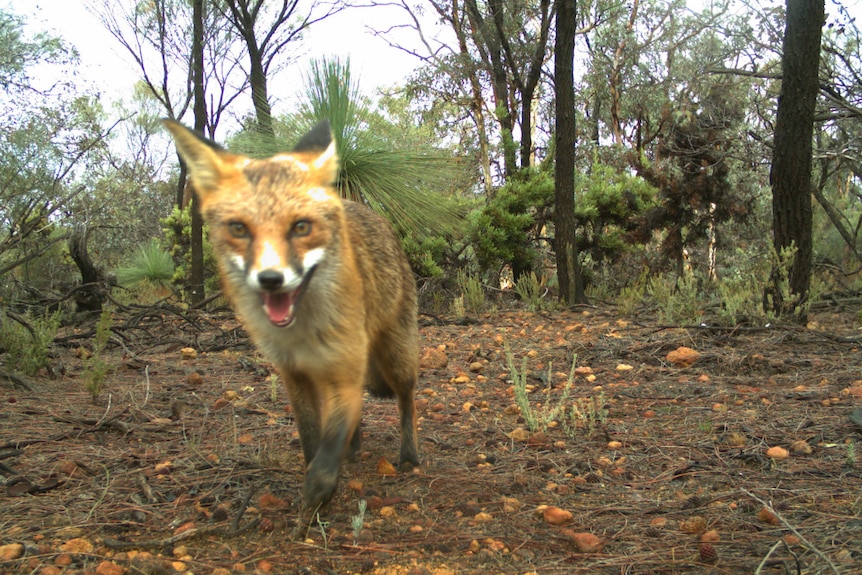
left=258, top=267, right=316, bottom=327
left=260, top=288, right=301, bottom=327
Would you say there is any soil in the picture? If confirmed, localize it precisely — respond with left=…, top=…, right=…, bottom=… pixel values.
left=2, top=302, right=862, bottom=575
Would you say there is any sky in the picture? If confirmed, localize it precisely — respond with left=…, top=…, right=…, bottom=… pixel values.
left=8, top=0, right=429, bottom=118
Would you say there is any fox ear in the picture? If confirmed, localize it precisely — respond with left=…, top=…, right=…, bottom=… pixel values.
left=294, top=120, right=339, bottom=183
left=162, top=119, right=237, bottom=194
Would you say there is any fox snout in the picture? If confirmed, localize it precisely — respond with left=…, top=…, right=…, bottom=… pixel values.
left=251, top=268, right=306, bottom=328
left=256, top=269, right=286, bottom=290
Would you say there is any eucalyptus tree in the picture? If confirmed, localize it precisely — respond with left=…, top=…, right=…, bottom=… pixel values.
left=580, top=0, right=766, bottom=278
left=215, top=0, right=346, bottom=137
left=554, top=0, right=585, bottom=304
left=88, top=0, right=245, bottom=162
left=769, top=0, right=824, bottom=321
left=809, top=11, right=862, bottom=270
left=374, top=0, right=558, bottom=186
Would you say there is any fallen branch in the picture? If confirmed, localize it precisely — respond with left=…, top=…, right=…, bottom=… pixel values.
left=0, top=368, right=34, bottom=391
left=744, top=489, right=839, bottom=575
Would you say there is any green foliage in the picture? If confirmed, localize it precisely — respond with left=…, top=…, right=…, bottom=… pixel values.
left=116, top=238, right=175, bottom=298
left=613, top=268, right=650, bottom=316
left=161, top=204, right=192, bottom=284
left=507, top=348, right=540, bottom=432
left=161, top=204, right=217, bottom=293
left=575, top=163, right=658, bottom=263
left=402, top=234, right=447, bottom=279
left=351, top=499, right=367, bottom=544
left=0, top=310, right=60, bottom=376
left=715, top=248, right=775, bottom=325
left=468, top=167, right=554, bottom=276
left=763, top=243, right=810, bottom=320
left=0, top=10, right=106, bottom=283
left=83, top=308, right=112, bottom=403
left=505, top=345, right=579, bottom=434
left=647, top=269, right=703, bottom=324
left=454, top=269, right=485, bottom=316
left=515, top=272, right=549, bottom=312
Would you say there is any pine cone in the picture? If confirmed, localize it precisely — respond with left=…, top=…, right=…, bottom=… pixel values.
left=699, top=542, right=718, bottom=564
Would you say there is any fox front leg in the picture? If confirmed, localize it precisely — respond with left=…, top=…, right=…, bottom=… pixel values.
left=284, top=372, right=322, bottom=466
left=302, top=385, right=363, bottom=510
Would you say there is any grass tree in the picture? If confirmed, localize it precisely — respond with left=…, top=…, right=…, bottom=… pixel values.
left=233, top=56, right=463, bottom=239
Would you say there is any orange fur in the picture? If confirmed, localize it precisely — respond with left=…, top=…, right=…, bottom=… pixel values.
left=164, top=120, right=419, bottom=509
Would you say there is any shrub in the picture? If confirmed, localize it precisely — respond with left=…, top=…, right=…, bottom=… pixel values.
left=0, top=310, right=60, bottom=376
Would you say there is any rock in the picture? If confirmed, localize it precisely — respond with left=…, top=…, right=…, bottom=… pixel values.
left=666, top=346, right=700, bottom=368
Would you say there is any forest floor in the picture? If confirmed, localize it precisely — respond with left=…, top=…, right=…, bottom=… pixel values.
left=1, top=300, right=862, bottom=575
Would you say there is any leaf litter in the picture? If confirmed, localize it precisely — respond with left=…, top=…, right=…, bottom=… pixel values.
left=1, top=305, right=861, bottom=574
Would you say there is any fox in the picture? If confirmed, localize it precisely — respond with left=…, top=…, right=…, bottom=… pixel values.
left=163, top=120, right=420, bottom=510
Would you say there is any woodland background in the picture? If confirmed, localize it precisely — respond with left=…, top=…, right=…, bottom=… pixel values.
left=0, top=0, right=860, bottom=325
left=1, top=2, right=862, bottom=573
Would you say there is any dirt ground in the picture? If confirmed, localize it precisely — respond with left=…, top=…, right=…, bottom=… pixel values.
left=2, top=302, right=861, bottom=575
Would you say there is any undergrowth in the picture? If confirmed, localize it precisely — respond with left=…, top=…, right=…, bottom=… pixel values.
left=505, top=344, right=607, bottom=438
left=0, top=310, right=60, bottom=376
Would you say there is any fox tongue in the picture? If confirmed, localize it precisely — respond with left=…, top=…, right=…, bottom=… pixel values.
left=262, top=291, right=296, bottom=326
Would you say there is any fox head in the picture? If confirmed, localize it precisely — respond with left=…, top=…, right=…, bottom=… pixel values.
left=163, top=120, right=343, bottom=328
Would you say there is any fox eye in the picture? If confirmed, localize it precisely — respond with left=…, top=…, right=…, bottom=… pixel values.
left=228, top=222, right=249, bottom=238
left=292, top=220, right=312, bottom=237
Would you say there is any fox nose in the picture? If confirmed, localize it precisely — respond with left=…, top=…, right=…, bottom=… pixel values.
left=257, top=270, right=284, bottom=291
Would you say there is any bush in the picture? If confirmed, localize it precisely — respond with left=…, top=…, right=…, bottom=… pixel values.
left=467, top=167, right=554, bottom=281
left=0, top=310, right=60, bottom=376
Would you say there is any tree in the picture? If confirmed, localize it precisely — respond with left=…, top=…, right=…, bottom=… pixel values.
left=0, top=10, right=112, bottom=303
left=217, top=0, right=345, bottom=136
left=554, top=0, right=585, bottom=304
left=188, top=0, right=207, bottom=304
left=90, top=0, right=243, bottom=303
left=769, top=0, right=824, bottom=320
left=381, top=0, right=557, bottom=183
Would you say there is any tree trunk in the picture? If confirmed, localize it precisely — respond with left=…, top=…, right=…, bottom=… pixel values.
left=247, top=40, right=274, bottom=136
left=464, top=0, right=517, bottom=178
left=554, top=0, right=585, bottom=305
left=769, top=0, right=823, bottom=321
left=187, top=0, right=207, bottom=305
left=68, top=225, right=105, bottom=312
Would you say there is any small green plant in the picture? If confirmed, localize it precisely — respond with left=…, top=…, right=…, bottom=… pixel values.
left=613, top=267, right=650, bottom=316
left=116, top=238, right=175, bottom=299
left=508, top=348, right=539, bottom=431
left=515, top=271, right=548, bottom=312
left=0, top=310, right=60, bottom=376
left=351, top=499, right=367, bottom=543
left=716, top=271, right=762, bottom=325
left=455, top=269, right=485, bottom=315
left=763, top=243, right=814, bottom=320
left=566, top=391, right=608, bottom=437
left=505, top=343, right=576, bottom=433
left=647, top=269, right=703, bottom=324
left=83, top=308, right=113, bottom=402
left=847, top=441, right=857, bottom=467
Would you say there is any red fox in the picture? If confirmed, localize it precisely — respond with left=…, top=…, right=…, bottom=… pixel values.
left=163, top=120, right=420, bottom=510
